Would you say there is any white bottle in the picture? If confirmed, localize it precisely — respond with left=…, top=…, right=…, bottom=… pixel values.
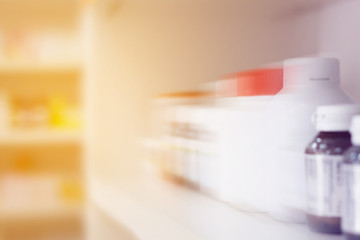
left=264, top=57, right=355, bottom=222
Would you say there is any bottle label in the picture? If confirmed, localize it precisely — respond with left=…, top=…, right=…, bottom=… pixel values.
left=305, top=154, right=343, bottom=217
left=342, top=164, right=360, bottom=234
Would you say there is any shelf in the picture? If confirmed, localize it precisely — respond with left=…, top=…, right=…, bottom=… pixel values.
left=90, top=173, right=345, bottom=240
left=0, top=204, right=82, bottom=223
left=0, top=130, right=82, bottom=145
left=0, top=62, right=82, bottom=74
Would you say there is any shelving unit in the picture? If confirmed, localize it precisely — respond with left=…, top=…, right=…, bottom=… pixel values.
left=0, top=1, right=84, bottom=239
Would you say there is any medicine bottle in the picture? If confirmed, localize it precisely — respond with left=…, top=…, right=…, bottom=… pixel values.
left=343, top=116, right=360, bottom=240
left=265, top=57, right=354, bottom=222
left=305, top=104, right=360, bottom=234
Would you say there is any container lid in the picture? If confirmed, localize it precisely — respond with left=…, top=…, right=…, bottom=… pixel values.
left=312, top=104, right=360, bottom=131
left=216, top=68, right=283, bottom=97
left=283, top=57, right=340, bottom=85
left=350, top=116, right=360, bottom=145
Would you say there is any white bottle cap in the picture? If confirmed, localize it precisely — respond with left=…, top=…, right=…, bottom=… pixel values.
left=312, top=104, right=360, bottom=131
left=284, top=57, right=340, bottom=85
left=350, top=116, right=360, bottom=145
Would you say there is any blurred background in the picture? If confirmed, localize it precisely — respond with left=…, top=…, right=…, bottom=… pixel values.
left=0, top=0, right=360, bottom=239
left=0, top=0, right=82, bottom=239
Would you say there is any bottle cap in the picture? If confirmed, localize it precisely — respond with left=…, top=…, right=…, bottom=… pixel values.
left=350, top=116, right=360, bottom=145
left=284, top=57, right=340, bottom=85
left=312, top=104, right=360, bottom=132
left=217, top=68, right=283, bottom=97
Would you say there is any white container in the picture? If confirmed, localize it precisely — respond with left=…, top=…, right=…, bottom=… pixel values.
left=150, top=92, right=211, bottom=183
left=215, top=68, right=283, bottom=211
left=172, top=105, right=198, bottom=186
left=193, top=105, right=222, bottom=197
left=264, top=57, right=355, bottom=222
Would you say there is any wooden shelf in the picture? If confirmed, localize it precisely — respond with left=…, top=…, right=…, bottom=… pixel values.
left=0, top=130, right=82, bottom=145
left=0, top=62, right=82, bottom=74
left=0, top=204, right=82, bottom=223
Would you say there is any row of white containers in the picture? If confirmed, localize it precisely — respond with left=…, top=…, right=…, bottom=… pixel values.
left=147, top=57, right=355, bottom=222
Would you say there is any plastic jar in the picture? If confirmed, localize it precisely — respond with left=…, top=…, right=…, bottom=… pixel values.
left=215, top=67, right=283, bottom=211
left=264, top=57, right=355, bottom=222
left=342, top=116, right=360, bottom=240
left=150, top=92, right=211, bottom=184
left=305, top=104, right=360, bottom=234
left=189, top=105, right=221, bottom=197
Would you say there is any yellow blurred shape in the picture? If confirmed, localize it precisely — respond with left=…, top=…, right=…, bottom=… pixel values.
left=59, top=178, right=83, bottom=204
left=48, top=96, right=81, bottom=129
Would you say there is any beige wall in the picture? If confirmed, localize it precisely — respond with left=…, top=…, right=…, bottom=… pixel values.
left=87, top=0, right=358, bottom=180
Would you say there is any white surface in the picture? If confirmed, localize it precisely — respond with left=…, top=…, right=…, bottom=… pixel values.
left=90, top=174, right=345, bottom=240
